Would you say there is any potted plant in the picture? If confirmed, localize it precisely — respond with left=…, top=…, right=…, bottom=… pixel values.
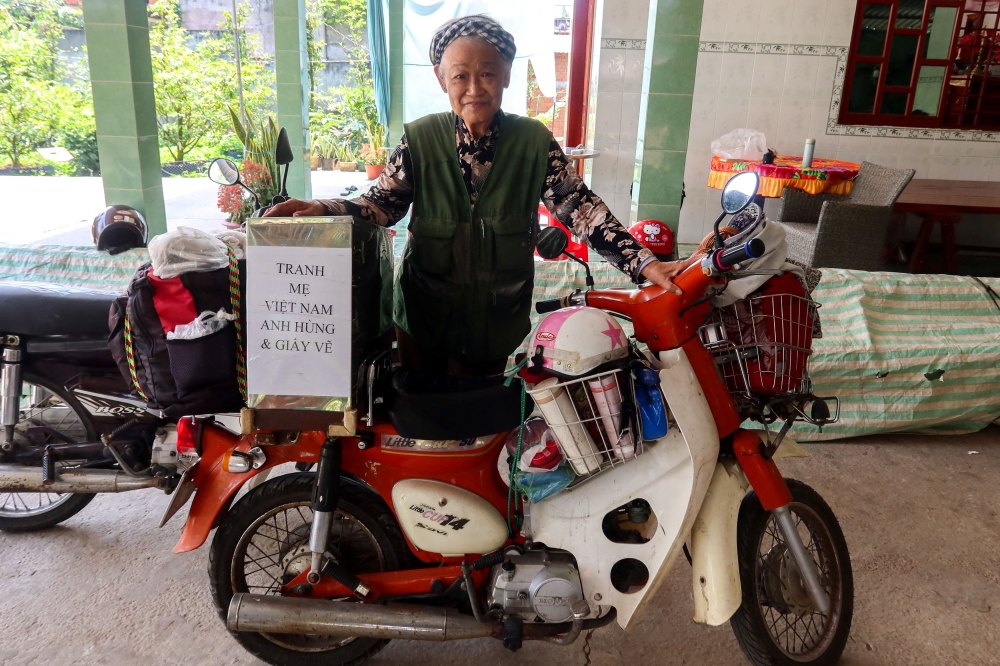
left=218, top=107, right=279, bottom=227
left=360, top=120, right=388, bottom=180
left=335, top=144, right=357, bottom=171
left=309, top=144, right=321, bottom=171
left=217, top=160, right=274, bottom=227
left=311, top=135, right=336, bottom=170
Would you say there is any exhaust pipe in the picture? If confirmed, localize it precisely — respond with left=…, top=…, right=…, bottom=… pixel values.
left=227, top=593, right=496, bottom=641
left=0, top=464, right=159, bottom=493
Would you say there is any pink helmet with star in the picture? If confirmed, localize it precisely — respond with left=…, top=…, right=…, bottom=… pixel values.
left=530, top=306, right=629, bottom=377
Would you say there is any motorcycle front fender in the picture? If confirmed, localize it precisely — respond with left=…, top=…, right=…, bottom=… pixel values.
left=690, top=435, right=810, bottom=625
left=690, top=460, right=749, bottom=625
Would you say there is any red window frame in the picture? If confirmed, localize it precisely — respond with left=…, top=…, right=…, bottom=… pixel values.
left=840, top=0, right=968, bottom=128
left=839, top=0, right=1000, bottom=130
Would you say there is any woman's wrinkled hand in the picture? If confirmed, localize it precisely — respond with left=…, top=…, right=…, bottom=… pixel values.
left=264, top=199, right=327, bottom=217
left=640, top=257, right=697, bottom=295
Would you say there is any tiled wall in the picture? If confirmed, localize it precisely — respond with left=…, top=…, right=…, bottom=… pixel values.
left=585, top=0, right=650, bottom=223
left=678, top=0, right=1000, bottom=245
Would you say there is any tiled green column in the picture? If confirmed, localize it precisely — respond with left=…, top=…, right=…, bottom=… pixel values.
left=631, top=0, right=703, bottom=228
left=274, top=0, right=311, bottom=199
left=387, top=0, right=404, bottom=144
left=82, top=0, right=166, bottom=236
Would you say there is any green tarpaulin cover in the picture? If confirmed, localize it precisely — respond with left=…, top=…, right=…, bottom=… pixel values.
left=4, top=244, right=998, bottom=441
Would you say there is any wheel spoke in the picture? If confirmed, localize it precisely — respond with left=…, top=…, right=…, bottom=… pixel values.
left=753, top=502, right=842, bottom=660
left=230, top=500, right=389, bottom=652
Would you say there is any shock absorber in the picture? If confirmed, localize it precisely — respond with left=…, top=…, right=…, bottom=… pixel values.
left=307, top=437, right=341, bottom=584
left=306, top=436, right=374, bottom=598
left=1, top=342, right=23, bottom=454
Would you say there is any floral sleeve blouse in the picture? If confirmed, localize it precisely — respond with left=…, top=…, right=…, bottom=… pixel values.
left=316, top=111, right=656, bottom=282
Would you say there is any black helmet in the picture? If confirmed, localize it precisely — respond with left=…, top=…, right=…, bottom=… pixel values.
left=92, top=205, right=148, bottom=254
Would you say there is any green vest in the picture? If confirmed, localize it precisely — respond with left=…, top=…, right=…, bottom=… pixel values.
left=394, top=111, right=551, bottom=362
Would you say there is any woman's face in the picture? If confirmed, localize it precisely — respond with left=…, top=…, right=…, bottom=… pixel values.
left=434, top=37, right=510, bottom=131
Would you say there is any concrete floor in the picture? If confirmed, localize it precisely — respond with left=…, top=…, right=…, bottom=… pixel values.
left=1, top=428, right=999, bottom=666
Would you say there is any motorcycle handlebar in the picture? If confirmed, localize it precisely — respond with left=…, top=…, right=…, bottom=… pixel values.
left=535, top=298, right=564, bottom=314
left=715, top=237, right=765, bottom=270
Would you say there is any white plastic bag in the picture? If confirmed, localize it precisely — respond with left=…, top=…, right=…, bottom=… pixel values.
left=711, top=128, right=767, bottom=161
left=166, top=309, right=236, bottom=340
left=148, top=227, right=229, bottom=279
left=215, top=229, right=247, bottom=260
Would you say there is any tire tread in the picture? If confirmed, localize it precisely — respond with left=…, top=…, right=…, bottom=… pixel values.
left=729, top=479, right=853, bottom=666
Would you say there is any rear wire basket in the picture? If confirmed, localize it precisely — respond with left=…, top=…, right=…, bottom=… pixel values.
left=699, top=293, right=819, bottom=409
left=526, top=367, right=645, bottom=486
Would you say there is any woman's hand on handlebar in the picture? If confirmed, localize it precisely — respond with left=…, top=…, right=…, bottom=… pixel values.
left=264, top=198, right=327, bottom=217
left=640, top=257, right=697, bottom=295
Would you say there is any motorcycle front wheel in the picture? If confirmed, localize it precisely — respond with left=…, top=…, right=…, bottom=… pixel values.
left=730, top=479, right=853, bottom=666
left=209, top=472, right=411, bottom=666
left=0, top=375, right=96, bottom=532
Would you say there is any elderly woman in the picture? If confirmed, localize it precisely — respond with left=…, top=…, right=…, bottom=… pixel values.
left=267, top=15, right=687, bottom=376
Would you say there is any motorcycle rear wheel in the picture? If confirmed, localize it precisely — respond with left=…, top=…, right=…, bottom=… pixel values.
left=210, top=472, right=410, bottom=666
left=730, top=479, right=853, bottom=666
left=0, top=375, right=96, bottom=532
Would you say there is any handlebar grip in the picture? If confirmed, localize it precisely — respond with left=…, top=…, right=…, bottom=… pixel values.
left=716, top=237, right=766, bottom=270
left=535, top=298, right=564, bottom=314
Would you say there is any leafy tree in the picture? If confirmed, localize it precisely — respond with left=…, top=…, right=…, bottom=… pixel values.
left=306, top=0, right=368, bottom=102
left=0, top=6, right=67, bottom=167
left=306, top=0, right=379, bottom=157
left=149, top=0, right=273, bottom=162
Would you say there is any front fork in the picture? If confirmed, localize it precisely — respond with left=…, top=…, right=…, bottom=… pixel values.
left=732, top=430, right=830, bottom=613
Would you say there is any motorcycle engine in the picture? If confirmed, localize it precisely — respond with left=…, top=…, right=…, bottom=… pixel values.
left=486, top=548, right=585, bottom=623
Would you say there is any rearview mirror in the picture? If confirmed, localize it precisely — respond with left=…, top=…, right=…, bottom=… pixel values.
left=208, top=158, right=240, bottom=186
left=276, top=127, right=294, bottom=166
left=536, top=226, right=569, bottom=260
left=721, top=171, right=760, bottom=214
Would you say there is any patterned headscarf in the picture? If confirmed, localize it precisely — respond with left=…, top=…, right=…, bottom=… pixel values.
left=428, top=14, right=516, bottom=66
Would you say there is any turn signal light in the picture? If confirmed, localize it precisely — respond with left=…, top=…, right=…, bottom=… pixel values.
left=222, top=447, right=266, bottom=474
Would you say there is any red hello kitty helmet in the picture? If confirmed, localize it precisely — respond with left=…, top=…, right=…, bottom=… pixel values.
left=628, top=220, right=675, bottom=256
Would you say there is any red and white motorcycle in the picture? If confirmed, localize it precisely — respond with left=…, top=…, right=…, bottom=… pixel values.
left=168, top=171, right=852, bottom=666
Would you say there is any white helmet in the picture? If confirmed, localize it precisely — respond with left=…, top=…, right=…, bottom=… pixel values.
left=530, top=306, right=629, bottom=377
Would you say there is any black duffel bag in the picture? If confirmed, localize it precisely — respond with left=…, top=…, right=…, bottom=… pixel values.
left=108, top=252, right=246, bottom=417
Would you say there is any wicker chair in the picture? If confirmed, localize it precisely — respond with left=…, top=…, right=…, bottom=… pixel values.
left=775, top=161, right=915, bottom=271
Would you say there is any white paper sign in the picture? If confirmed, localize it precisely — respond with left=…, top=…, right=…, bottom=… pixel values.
left=246, top=245, right=352, bottom=398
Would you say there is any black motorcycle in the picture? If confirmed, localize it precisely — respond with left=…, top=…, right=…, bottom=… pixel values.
left=0, top=128, right=295, bottom=532
left=0, top=283, right=171, bottom=531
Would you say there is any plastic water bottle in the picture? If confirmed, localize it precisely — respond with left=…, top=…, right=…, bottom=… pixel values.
left=802, top=138, right=816, bottom=168
left=632, top=364, right=668, bottom=440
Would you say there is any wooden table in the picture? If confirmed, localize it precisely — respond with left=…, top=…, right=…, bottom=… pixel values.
left=893, top=179, right=1000, bottom=274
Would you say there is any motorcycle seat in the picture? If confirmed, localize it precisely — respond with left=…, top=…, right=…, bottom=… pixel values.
left=385, top=368, right=532, bottom=441
left=0, top=282, right=117, bottom=338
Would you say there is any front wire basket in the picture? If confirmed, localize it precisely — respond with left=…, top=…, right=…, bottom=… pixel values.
left=526, top=367, right=645, bottom=487
left=699, top=293, right=820, bottom=410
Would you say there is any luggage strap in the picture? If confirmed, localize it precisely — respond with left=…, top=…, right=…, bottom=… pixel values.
left=227, top=246, right=247, bottom=403
left=123, top=309, right=149, bottom=402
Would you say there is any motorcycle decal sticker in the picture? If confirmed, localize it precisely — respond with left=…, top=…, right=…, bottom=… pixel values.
left=381, top=435, right=492, bottom=452
left=408, top=503, right=470, bottom=533
left=73, top=389, right=156, bottom=417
